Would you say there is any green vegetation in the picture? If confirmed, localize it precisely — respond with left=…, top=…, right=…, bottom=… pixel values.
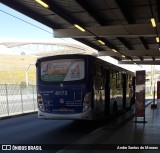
left=0, top=54, right=36, bottom=84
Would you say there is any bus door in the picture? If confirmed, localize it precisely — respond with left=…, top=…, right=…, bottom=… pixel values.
left=122, top=73, right=126, bottom=109
left=105, top=68, right=110, bottom=116
left=126, top=74, right=134, bottom=108
left=132, top=76, right=136, bottom=105
left=110, top=70, right=123, bottom=114
left=93, top=64, right=105, bottom=119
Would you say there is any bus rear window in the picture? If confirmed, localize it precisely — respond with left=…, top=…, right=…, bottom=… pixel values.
left=41, top=59, right=85, bottom=82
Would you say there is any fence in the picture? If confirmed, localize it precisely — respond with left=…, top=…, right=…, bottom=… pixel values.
left=0, top=84, right=37, bottom=118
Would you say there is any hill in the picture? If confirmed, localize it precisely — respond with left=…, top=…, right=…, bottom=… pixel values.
left=0, top=54, right=37, bottom=84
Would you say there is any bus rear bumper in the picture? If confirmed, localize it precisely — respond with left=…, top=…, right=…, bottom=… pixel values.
left=38, top=109, right=93, bottom=120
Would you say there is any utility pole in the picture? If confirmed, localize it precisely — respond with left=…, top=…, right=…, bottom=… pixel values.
left=26, top=64, right=34, bottom=102
left=150, top=65, right=153, bottom=95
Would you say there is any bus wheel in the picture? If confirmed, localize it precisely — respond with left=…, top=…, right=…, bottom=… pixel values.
left=112, top=101, right=118, bottom=117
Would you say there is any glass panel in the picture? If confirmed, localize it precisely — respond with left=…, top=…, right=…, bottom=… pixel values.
left=41, top=59, right=85, bottom=82
left=95, top=65, right=103, bottom=77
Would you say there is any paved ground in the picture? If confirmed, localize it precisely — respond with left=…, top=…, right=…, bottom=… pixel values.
left=0, top=112, right=106, bottom=152
left=58, top=100, right=160, bottom=153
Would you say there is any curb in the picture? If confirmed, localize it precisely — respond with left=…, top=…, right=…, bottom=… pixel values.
left=0, top=111, right=37, bottom=120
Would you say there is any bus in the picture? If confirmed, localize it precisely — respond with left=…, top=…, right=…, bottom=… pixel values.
left=36, top=54, right=135, bottom=120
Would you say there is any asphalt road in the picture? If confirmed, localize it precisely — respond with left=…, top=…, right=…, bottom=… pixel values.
left=0, top=99, right=153, bottom=152
left=0, top=112, right=107, bottom=153
left=0, top=114, right=93, bottom=144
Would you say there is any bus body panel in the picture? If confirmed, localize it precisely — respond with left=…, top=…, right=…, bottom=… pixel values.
left=38, top=84, right=84, bottom=114
left=37, top=83, right=93, bottom=120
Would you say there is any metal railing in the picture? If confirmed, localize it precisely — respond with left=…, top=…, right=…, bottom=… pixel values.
left=0, top=84, right=37, bottom=118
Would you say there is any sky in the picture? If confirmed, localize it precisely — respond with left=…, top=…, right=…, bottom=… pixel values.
left=0, top=3, right=82, bottom=44
left=0, top=3, right=98, bottom=54
left=0, top=4, right=53, bottom=39
left=0, top=3, right=155, bottom=72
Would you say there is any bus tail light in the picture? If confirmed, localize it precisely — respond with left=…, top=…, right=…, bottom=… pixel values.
left=37, top=93, right=44, bottom=111
left=37, top=94, right=43, bottom=104
left=83, top=92, right=91, bottom=112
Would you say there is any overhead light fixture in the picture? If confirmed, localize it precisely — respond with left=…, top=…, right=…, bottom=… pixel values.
left=112, top=49, right=117, bottom=52
left=74, top=24, right=85, bottom=32
left=122, top=55, right=125, bottom=58
left=35, top=0, right=49, bottom=8
left=151, top=18, right=156, bottom=28
left=98, top=39, right=105, bottom=45
left=156, top=37, right=159, bottom=43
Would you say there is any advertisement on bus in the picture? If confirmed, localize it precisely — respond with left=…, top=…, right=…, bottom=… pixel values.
left=41, top=59, right=84, bottom=82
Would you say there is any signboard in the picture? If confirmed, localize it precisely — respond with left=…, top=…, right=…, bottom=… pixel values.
left=157, top=81, right=160, bottom=99
left=135, top=70, right=145, bottom=118
left=41, top=59, right=84, bottom=82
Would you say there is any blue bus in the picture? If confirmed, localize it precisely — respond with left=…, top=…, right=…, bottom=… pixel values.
left=36, top=54, right=135, bottom=120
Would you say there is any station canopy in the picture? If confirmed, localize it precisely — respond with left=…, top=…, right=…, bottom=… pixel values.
left=1, top=0, right=160, bottom=64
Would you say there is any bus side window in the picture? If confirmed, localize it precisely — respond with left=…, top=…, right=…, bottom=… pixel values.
left=126, top=74, right=129, bottom=88
left=94, top=64, right=104, bottom=90
left=116, top=71, right=123, bottom=89
left=95, top=78, right=104, bottom=90
left=110, top=69, right=116, bottom=89
left=95, top=65, right=103, bottom=77
left=128, top=74, right=132, bottom=88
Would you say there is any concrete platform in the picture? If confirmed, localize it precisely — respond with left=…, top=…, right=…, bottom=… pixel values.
left=57, top=101, right=160, bottom=153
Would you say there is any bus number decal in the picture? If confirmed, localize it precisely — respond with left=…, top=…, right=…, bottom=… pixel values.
left=55, top=91, right=68, bottom=96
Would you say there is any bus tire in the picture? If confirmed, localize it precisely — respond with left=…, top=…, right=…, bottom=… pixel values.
left=112, top=101, right=118, bottom=117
